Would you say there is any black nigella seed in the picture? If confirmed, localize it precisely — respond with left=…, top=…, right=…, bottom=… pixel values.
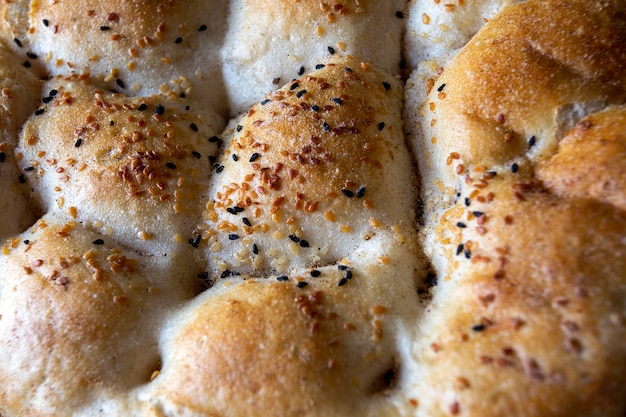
left=511, top=163, right=519, bottom=173
left=214, top=164, right=224, bottom=174
left=456, top=222, right=467, bottom=228
left=343, top=67, right=353, bottom=73
left=338, top=265, right=349, bottom=271
left=297, top=66, right=305, bottom=76
left=198, top=24, right=207, bottom=31
left=338, top=277, right=348, bottom=287
left=228, top=234, right=240, bottom=241
left=310, top=270, right=321, bottom=278
left=382, top=81, right=391, bottom=90
left=232, top=154, right=239, bottom=161
left=261, top=98, right=270, bottom=105
left=355, top=186, right=366, bottom=198
left=92, top=239, right=105, bottom=245
left=179, top=92, right=186, bottom=98
left=74, top=138, right=82, bottom=148
left=395, top=10, right=404, bottom=18
left=472, top=211, right=484, bottom=217
left=34, top=108, right=44, bottom=115
left=289, top=235, right=300, bottom=243
left=49, top=89, right=58, bottom=96
left=116, top=78, right=125, bottom=89
left=322, top=122, right=330, bottom=132
left=13, top=38, right=22, bottom=48
left=465, top=197, right=471, bottom=207
left=297, top=281, right=308, bottom=289
left=315, top=64, right=326, bottom=70
left=22, top=61, right=31, bottom=68
left=528, top=135, right=536, bottom=148
left=249, top=153, right=260, bottom=162
left=189, top=123, right=198, bottom=132
left=296, top=89, right=307, bottom=98
left=43, top=96, right=54, bottom=104
left=472, top=324, right=486, bottom=332
left=188, top=235, right=201, bottom=248
left=165, top=162, right=177, bottom=169
left=277, top=275, right=288, bottom=282
left=154, top=104, right=165, bottom=115
left=341, top=188, right=355, bottom=198
left=437, top=83, right=446, bottom=92
left=197, top=271, right=209, bottom=280
left=311, top=105, right=320, bottom=112
left=332, top=97, right=343, bottom=105
left=42, top=19, right=49, bottom=27
left=345, top=270, right=353, bottom=279
left=175, top=37, right=182, bottom=44
left=191, top=151, right=201, bottom=159
left=328, top=46, right=335, bottom=54
left=24, top=166, right=34, bottom=171
left=242, top=217, right=251, bottom=227
left=26, top=52, right=38, bottom=59
left=0, top=152, right=6, bottom=163
left=236, top=125, right=243, bottom=132
left=299, top=240, right=310, bottom=248
left=378, top=122, right=385, bottom=131
left=252, top=243, right=259, bottom=254
left=18, top=174, right=26, bottom=184
left=290, top=82, right=299, bottom=90
left=137, top=103, right=148, bottom=111
left=100, top=26, right=110, bottom=31
left=456, top=243, right=464, bottom=256
left=23, top=239, right=30, bottom=245
left=464, top=249, right=472, bottom=259
left=221, top=270, right=232, bottom=278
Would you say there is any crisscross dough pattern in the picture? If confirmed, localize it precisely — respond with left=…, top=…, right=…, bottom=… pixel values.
left=0, top=1, right=624, bottom=416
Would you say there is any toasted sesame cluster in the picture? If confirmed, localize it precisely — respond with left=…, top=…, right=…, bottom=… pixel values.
left=0, top=1, right=625, bottom=416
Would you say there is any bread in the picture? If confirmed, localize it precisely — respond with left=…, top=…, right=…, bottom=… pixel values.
left=0, top=0, right=624, bottom=416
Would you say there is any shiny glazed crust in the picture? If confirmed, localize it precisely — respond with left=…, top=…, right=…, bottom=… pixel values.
left=0, top=0, right=625, bottom=416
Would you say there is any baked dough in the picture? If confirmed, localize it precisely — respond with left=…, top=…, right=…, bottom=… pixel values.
left=0, top=0, right=624, bottom=416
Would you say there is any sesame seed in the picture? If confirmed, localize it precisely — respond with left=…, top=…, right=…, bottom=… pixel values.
left=249, top=153, right=260, bottom=162
left=154, top=104, right=165, bottom=115
left=341, top=188, right=355, bottom=198
left=74, top=139, right=83, bottom=148
left=138, top=103, right=148, bottom=111
left=188, top=235, right=201, bottom=248
left=92, top=239, right=105, bottom=245
left=472, top=324, right=486, bottom=332
left=229, top=234, right=240, bottom=240
left=189, top=123, right=198, bottom=132
left=297, top=281, right=308, bottom=288
left=277, top=275, right=288, bottom=282
left=310, top=270, right=321, bottom=277
left=165, top=162, right=177, bottom=169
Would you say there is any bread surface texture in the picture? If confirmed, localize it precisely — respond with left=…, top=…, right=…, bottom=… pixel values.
left=0, top=0, right=625, bottom=416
